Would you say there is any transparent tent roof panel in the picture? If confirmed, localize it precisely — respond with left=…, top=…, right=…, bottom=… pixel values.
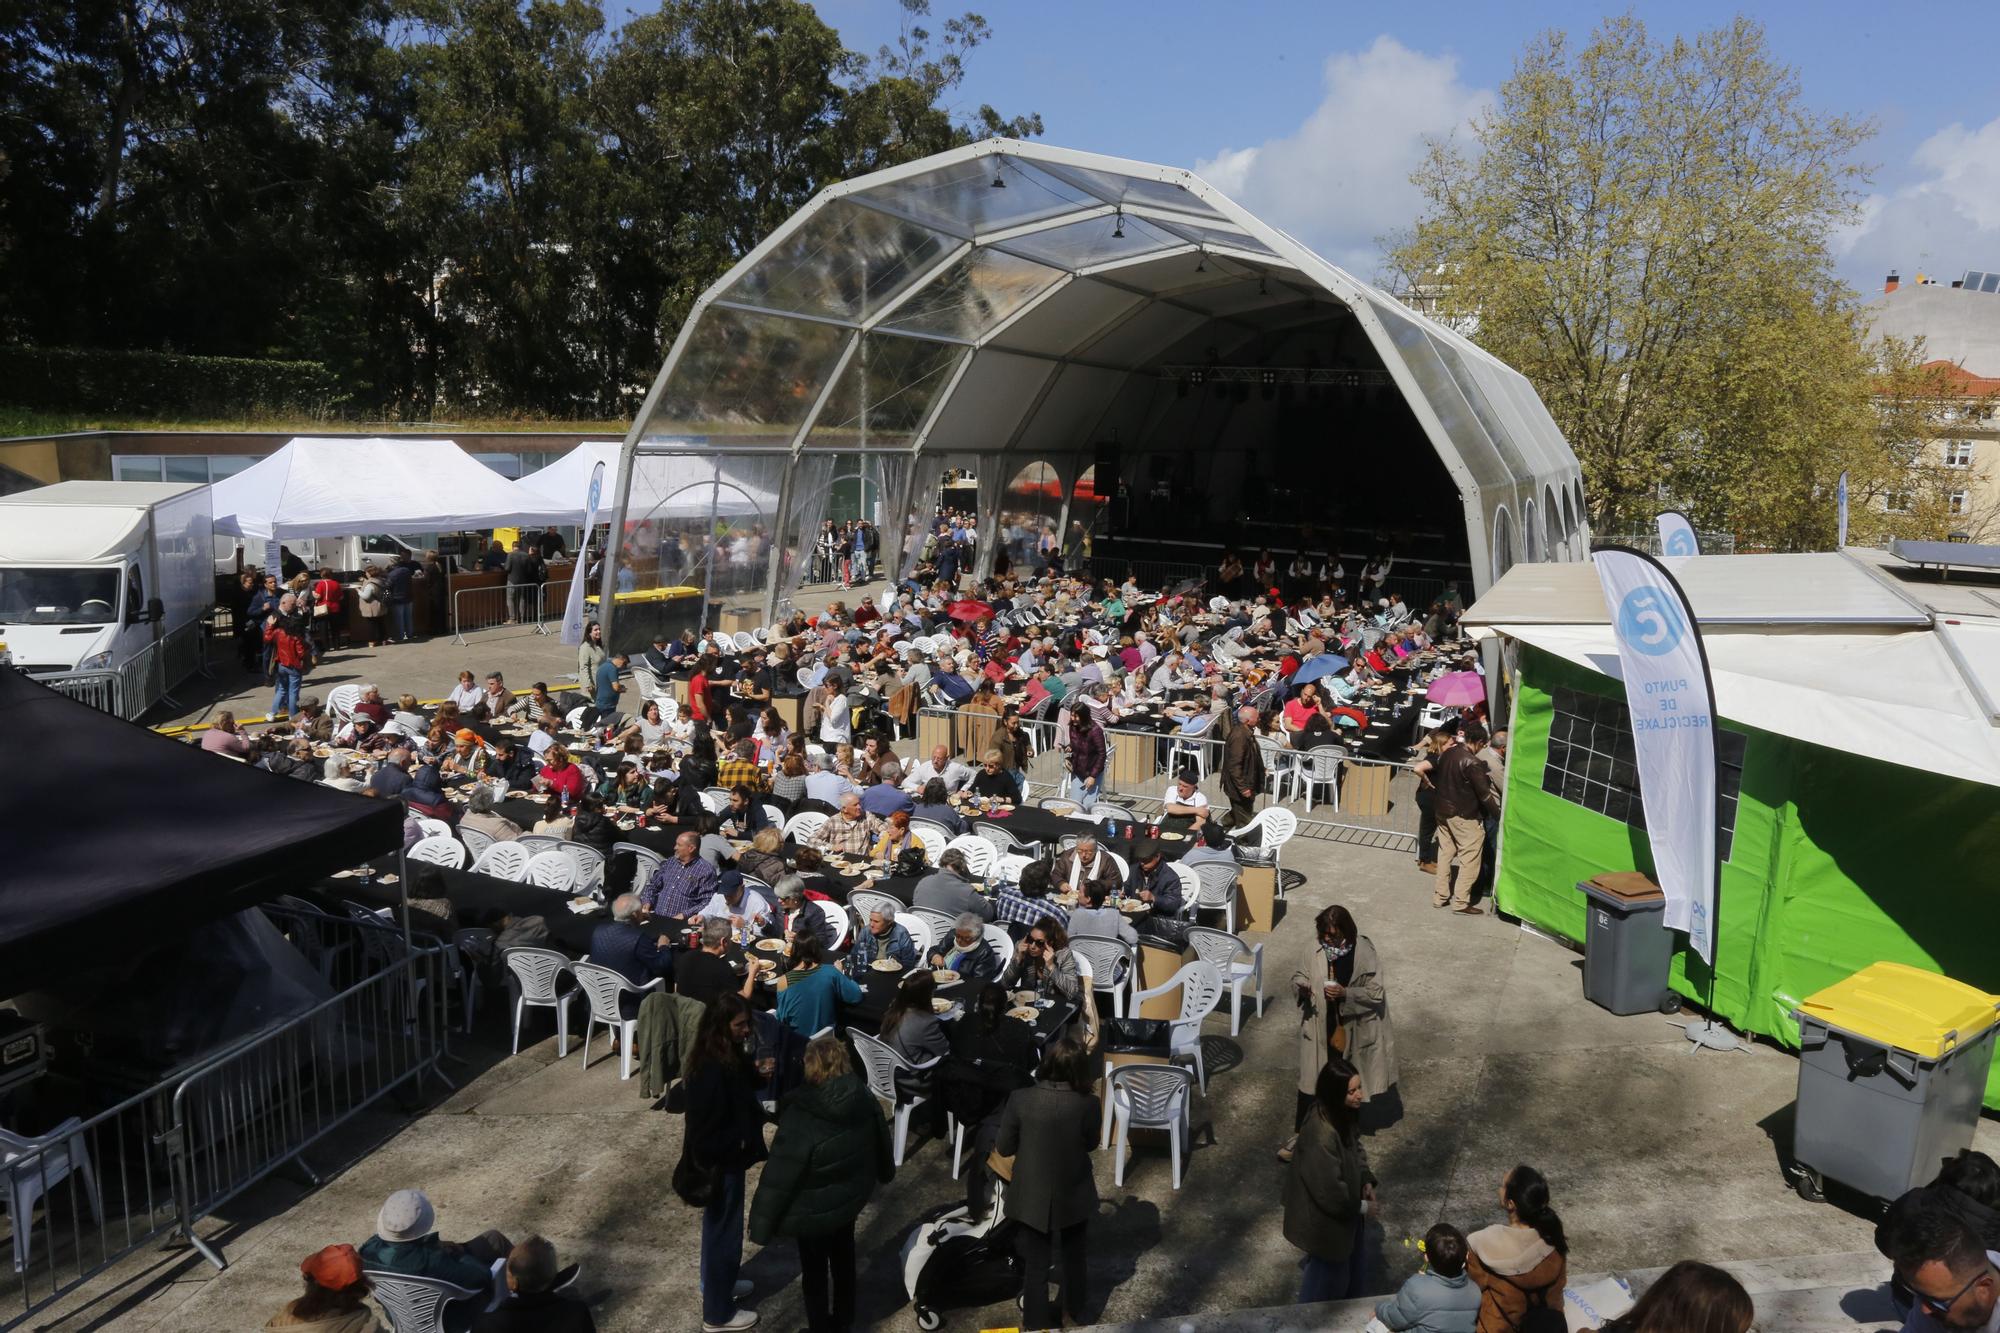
left=855, top=155, right=1096, bottom=239
left=990, top=211, right=1185, bottom=273
left=883, top=246, right=1067, bottom=342
left=640, top=305, right=848, bottom=443
left=1030, top=159, right=1228, bottom=220
left=720, top=198, right=955, bottom=322
left=803, top=335, right=964, bottom=452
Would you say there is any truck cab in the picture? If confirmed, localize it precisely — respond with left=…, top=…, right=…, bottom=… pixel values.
left=0, top=483, right=215, bottom=706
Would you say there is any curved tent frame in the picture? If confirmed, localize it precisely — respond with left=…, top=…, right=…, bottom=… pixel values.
left=602, top=139, right=1586, bottom=628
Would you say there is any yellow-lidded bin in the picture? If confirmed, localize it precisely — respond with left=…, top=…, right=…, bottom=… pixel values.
left=1790, top=962, right=2000, bottom=1202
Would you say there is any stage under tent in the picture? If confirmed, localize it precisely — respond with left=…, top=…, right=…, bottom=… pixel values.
left=594, top=138, right=1586, bottom=628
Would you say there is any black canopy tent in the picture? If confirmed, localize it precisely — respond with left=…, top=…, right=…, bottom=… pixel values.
left=0, top=668, right=406, bottom=997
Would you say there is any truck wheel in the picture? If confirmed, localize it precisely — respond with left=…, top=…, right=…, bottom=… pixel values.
left=915, top=1306, right=942, bottom=1331
left=1793, top=1168, right=1825, bottom=1202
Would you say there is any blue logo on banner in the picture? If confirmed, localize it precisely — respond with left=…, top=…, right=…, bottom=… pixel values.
left=587, top=472, right=604, bottom=511
left=1663, top=527, right=1696, bottom=557
left=1616, top=585, right=1687, bottom=656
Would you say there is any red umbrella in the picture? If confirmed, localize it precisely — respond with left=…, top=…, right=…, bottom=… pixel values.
left=946, top=599, right=994, bottom=623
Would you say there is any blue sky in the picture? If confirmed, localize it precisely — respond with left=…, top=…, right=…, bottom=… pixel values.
left=788, top=0, right=2000, bottom=296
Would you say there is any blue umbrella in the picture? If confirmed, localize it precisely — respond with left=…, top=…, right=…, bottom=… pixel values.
left=1290, top=653, right=1350, bottom=686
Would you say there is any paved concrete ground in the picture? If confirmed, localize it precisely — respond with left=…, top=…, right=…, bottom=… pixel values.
left=39, top=811, right=1983, bottom=1332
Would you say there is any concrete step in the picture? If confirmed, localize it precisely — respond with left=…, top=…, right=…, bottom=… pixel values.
left=1075, top=1251, right=1903, bottom=1333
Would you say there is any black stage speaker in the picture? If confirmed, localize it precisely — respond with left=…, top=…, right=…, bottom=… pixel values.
left=1094, top=442, right=1119, bottom=496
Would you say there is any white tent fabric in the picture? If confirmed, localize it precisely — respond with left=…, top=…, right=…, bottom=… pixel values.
left=1483, top=621, right=2000, bottom=788
left=1466, top=550, right=2000, bottom=787
left=519, top=444, right=778, bottom=521
left=212, top=438, right=576, bottom=541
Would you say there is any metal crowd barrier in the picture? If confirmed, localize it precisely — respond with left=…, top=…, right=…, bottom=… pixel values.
left=1, top=909, right=450, bottom=1328
left=450, top=579, right=576, bottom=645
left=31, top=669, right=122, bottom=716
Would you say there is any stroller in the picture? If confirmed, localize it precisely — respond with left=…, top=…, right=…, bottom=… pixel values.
left=900, top=1181, right=1023, bottom=1330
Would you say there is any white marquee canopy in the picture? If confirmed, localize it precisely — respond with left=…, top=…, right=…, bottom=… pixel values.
left=212, top=438, right=576, bottom=542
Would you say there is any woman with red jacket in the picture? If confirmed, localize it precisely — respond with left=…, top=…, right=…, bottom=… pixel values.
left=538, top=745, right=587, bottom=806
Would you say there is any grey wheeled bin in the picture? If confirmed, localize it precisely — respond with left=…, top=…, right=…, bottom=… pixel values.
left=1789, top=962, right=2000, bottom=1203
left=1577, top=874, right=1677, bottom=1016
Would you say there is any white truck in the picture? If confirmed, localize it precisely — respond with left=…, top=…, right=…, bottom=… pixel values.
left=0, top=481, right=216, bottom=718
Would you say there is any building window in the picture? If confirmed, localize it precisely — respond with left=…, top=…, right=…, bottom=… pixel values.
left=1950, top=490, right=1969, bottom=516
left=112, top=455, right=165, bottom=482
left=1884, top=491, right=1913, bottom=514
left=1541, top=687, right=1746, bottom=861
left=1946, top=440, right=1975, bottom=468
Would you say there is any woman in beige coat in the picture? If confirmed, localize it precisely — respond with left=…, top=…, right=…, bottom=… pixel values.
left=1284, top=903, right=1398, bottom=1159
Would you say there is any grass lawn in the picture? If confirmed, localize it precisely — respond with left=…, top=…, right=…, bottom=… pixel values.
left=0, top=406, right=631, bottom=438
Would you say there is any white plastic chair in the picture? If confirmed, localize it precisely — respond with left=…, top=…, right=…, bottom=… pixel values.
left=982, top=923, right=1015, bottom=961
left=1167, top=715, right=1214, bottom=777
left=560, top=840, right=606, bottom=893
left=1234, top=805, right=1298, bottom=895
left=894, top=912, right=937, bottom=958
left=1107, top=1064, right=1195, bottom=1189
left=944, top=835, right=995, bottom=878
left=1300, top=748, right=1345, bottom=812
left=1068, top=934, right=1136, bottom=1018
left=327, top=683, right=364, bottom=722
left=1185, top=925, right=1266, bottom=1036
left=851, top=1031, right=941, bottom=1166
left=1106, top=850, right=1130, bottom=884
left=572, top=961, right=665, bottom=1079
left=993, top=852, right=1033, bottom=885
left=819, top=904, right=853, bottom=950
left=698, top=788, right=732, bottom=815
left=524, top=850, right=578, bottom=892
left=909, top=824, right=946, bottom=863
left=907, top=906, right=957, bottom=951
left=849, top=888, right=904, bottom=926
left=784, top=811, right=829, bottom=843
left=514, top=833, right=564, bottom=856
left=2, top=1119, right=102, bottom=1273
left=459, top=825, right=496, bottom=864
left=563, top=705, right=590, bottom=729
left=1257, top=736, right=1299, bottom=804
left=502, top=947, right=577, bottom=1056
left=472, top=841, right=531, bottom=881
left=413, top=815, right=455, bottom=842
left=760, top=804, right=787, bottom=832
left=1088, top=804, right=1133, bottom=825
left=617, top=842, right=663, bottom=893
left=1131, top=960, right=1224, bottom=1094
left=1037, top=797, right=1081, bottom=817
left=1192, top=861, right=1241, bottom=934
left=733, top=631, right=759, bottom=653
left=365, top=1267, right=492, bottom=1333
left=1169, top=861, right=1202, bottom=921
left=408, top=834, right=465, bottom=869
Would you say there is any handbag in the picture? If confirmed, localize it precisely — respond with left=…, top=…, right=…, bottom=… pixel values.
left=671, top=1139, right=721, bottom=1208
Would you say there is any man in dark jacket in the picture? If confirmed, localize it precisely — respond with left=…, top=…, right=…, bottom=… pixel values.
left=471, top=1236, right=594, bottom=1332
left=504, top=540, right=543, bottom=625
left=998, top=1039, right=1101, bottom=1330
left=590, top=896, right=675, bottom=1017
left=1431, top=731, right=1499, bottom=915
left=383, top=554, right=419, bottom=642
left=1220, top=704, right=1265, bottom=828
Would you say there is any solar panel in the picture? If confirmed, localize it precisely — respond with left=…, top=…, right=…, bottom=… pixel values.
left=1890, top=538, right=2000, bottom=570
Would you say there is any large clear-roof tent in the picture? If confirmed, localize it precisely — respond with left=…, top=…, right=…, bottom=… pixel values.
left=600, top=139, right=1587, bottom=626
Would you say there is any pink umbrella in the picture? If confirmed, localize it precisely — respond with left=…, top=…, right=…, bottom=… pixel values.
left=1425, top=671, right=1486, bottom=707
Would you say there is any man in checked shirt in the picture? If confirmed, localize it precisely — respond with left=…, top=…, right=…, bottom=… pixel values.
left=639, top=830, right=718, bottom=922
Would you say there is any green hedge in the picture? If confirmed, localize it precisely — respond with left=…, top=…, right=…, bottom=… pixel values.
left=0, top=345, right=345, bottom=418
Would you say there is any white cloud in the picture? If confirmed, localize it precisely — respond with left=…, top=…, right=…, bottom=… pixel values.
left=1193, top=36, right=1491, bottom=280
left=1837, top=114, right=2000, bottom=291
